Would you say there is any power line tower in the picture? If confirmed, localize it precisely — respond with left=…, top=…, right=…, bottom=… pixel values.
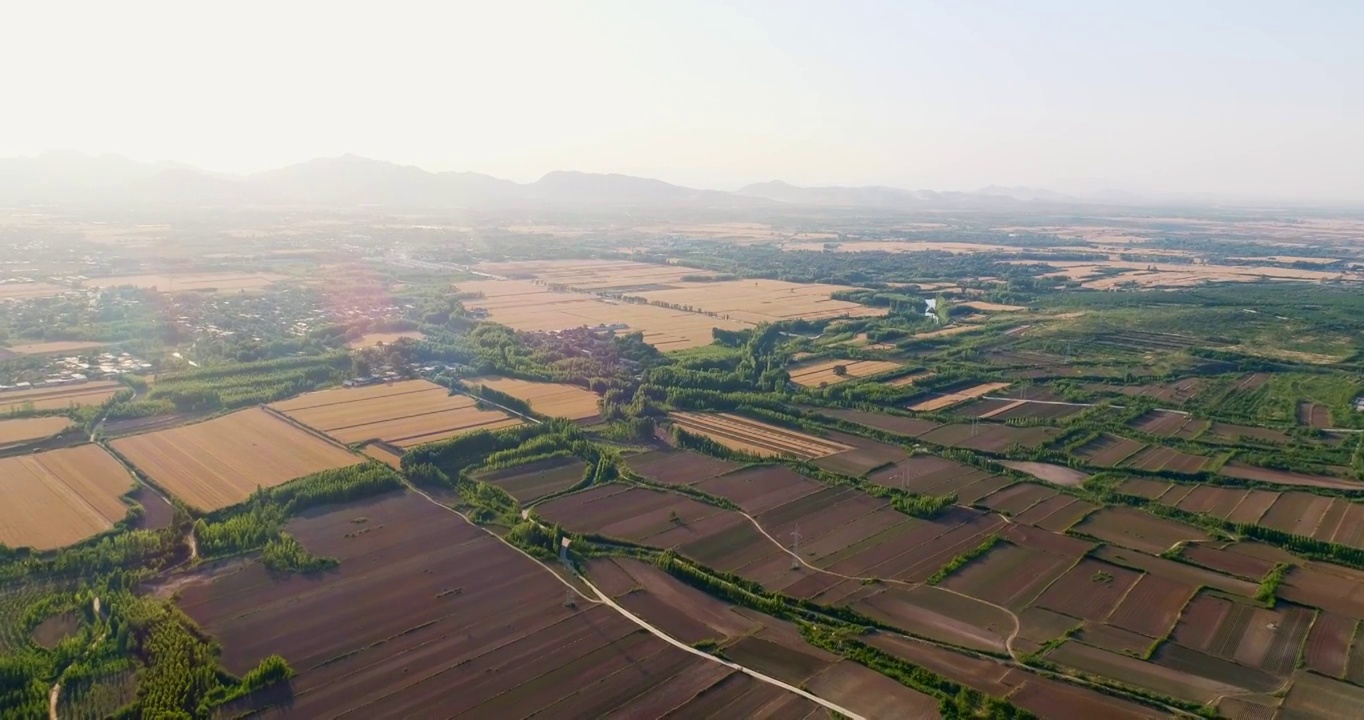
left=559, top=537, right=576, bottom=608
left=790, top=527, right=802, bottom=570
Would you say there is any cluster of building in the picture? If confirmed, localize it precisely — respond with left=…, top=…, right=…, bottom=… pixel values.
left=0, top=352, right=151, bottom=390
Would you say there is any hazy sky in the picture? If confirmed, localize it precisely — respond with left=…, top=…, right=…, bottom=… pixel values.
left=5, top=1, right=1361, bottom=200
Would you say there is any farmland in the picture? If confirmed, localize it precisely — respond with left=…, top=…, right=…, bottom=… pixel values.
left=0, top=444, right=134, bottom=549
left=270, top=378, right=523, bottom=447
left=0, top=380, right=122, bottom=413
left=671, top=411, right=852, bottom=459
left=16, top=199, right=1364, bottom=717
left=0, top=416, right=73, bottom=448
left=178, top=492, right=834, bottom=718
left=85, top=271, right=287, bottom=293
left=465, top=375, right=602, bottom=421
left=111, top=408, right=361, bottom=511
left=789, top=358, right=904, bottom=387
left=908, top=382, right=1012, bottom=412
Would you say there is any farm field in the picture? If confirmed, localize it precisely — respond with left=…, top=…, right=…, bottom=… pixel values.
left=179, top=492, right=833, bottom=718
left=474, top=456, right=588, bottom=504
left=465, top=375, right=601, bottom=421
left=457, top=278, right=750, bottom=351
left=1076, top=434, right=1146, bottom=466
left=1, top=340, right=107, bottom=355
left=908, top=382, right=1012, bottom=412
left=918, top=422, right=1059, bottom=452
left=998, top=460, right=1089, bottom=487
left=111, top=408, right=361, bottom=511
left=0, top=381, right=122, bottom=413
left=788, top=358, right=904, bottom=387
left=270, top=379, right=522, bottom=447
left=0, top=416, right=73, bottom=447
left=624, top=448, right=744, bottom=486
left=474, top=259, right=887, bottom=325
left=0, top=444, right=134, bottom=550
left=811, top=431, right=909, bottom=476
left=817, top=407, right=941, bottom=437
left=0, top=281, right=70, bottom=300
left=1219, top=463, right=1364, bottom=490
left=671, top=411, right=852, bottom=459
left=85, top=271, right=288, bottom=292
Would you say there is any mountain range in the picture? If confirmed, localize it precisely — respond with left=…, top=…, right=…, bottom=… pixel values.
left=0, top=151, right=1087, bottom=210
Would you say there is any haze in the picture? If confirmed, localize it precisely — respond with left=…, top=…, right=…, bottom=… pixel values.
left=5, top=0, right=1362, bottom=202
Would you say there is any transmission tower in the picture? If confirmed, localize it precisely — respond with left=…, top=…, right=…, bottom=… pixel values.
left=559, top=537, right=576, bottom=608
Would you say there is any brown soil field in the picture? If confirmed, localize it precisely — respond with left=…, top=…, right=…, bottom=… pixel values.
left=818, top=407, right=940, bottom=437
left=1076, top=434, right=1147, bottom=466
left=1049, top=641, right=1250, bottom=704
left=2, top=340, right=107, bottom=355
left=1281, top=670, right=1364, bottom=720
left=1105, top=573, right=1197, bottom=638
left=85, top=271, right=287, bottom=293
left=1171, top=593, right=1314, bottom=675
left=0, top=444, right=134, bottom=550
left=1208, top=422, right=1292, bottom=445
left=1179, top=544, right=1276, bottom=579
left=465, top=375, right=601, bottom=421
left=31, top=612, right=80, bottom=649
left=788, top=358, right=904, bottom=387
left=0, top=416, right=73, bottom=447
left=1129, top=409, right=1191, bottom=435
left=1116, top=477, right=1174, bottom=500
left=1032, top=498, right=1100, bottom=533
left=941, top=541, right=1078, bottom=611
left=1220, top=463, right=1363, bottom=490
left=623, top=448, right=743, bottom=486
left=1280, top=562, right=1364, bottom=619
left=1304, top=612, right=1354, bottom=678
left=474, top=455, right=588, bottom=504
left=671, top=411, right=851, bottom=459
left=908, top=382, right=1012, bottom=412
left=867, top=455, right=996, bottom=495
left=1094, top=545, right=1258, bottom=599
left=1325, top=502, right=1364, bottom=548
left=980, top=483, right=1059, bottom=515
left=998, top=460, right=1089, bottom=487
left=1168, top=485, right=1249, bottom=518
left=1259, top=492, right=1336, bottom=536
left=811, top=431, right=909, bottom=476
left=344, top=330, right=423, bottom=348
left=458, top=278, right=750, bottom=351
left=270, top=379, right=522, bottom=447
left=182, top=492, right=820, bottom=718
left=111, top=408, right=360, bottom=511
left=1075, top=507, right=1209, bottom=555
left=1225, top=489, right=1282, bottom=525
left=1298, top=401, right=1334, bottom=429
left=806, top=661, right=943, bottom=719
left=0, top=381, right=122, bottom=413
left=1122, top=445, right=1209, bottom=474
left=919, top=423, right=1059, bottom=452
left=1035, top=558, right=1141, bottom=622
left=868, top=631, right=1165, bottom=720
left=855, top=584, right=1013, bottom=654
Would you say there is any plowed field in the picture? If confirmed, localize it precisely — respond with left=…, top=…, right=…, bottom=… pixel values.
left=111, top=408, right=360, bottom=511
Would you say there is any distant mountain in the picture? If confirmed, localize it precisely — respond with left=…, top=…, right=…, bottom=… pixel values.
left=0, top=152, right=768, bottom=209
left=736, top=180, right=1082, bottom=208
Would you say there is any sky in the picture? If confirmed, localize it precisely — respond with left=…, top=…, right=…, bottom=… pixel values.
left=4, top=0, right=1362, bottom=201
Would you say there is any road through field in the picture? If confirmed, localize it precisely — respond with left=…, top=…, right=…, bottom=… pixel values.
left=399, top=477, right=868, bottom=718
left=582, top=575, right=869, bottom=720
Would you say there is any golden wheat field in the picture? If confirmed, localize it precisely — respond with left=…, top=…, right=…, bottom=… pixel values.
left=671, top=412, right=852, bottom=459
left=0, top=381, right=123, bottom=413
left=465, top=376, right=601, bottom=421
left=271, top=379, right=522, bottom=448
left=788, top=359, right=905, bottom=387
left=0, top=445, right=134, bottom=550
left=111, top=408, right=361, bottom=511
left=0, top=416, right=74, bottom=447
